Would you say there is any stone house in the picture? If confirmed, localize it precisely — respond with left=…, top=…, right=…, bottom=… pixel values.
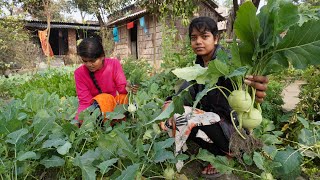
left=107, top=0, right=225, bottom=69
left=24, top=20, right=100, bottom=64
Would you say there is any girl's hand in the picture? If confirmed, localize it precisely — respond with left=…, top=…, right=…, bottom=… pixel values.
left=244, top=75, right=269, bottom=103
left=126, top=83, right=139, bottom=94
left=131, top=84, right=139, bottom=94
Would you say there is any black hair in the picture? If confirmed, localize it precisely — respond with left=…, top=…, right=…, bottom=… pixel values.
left=78, top=37, right=104, bottom=94
left=189, top=17, right=219, bottom=38
left=89, top=71, right=103, bottom=94
left=77, top=37, right=105, bottom=59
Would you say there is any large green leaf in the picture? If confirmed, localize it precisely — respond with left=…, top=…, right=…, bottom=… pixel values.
left=253, top=152, right=265, bottom=171
left=234, top=1, right=262, bottom=51
left=114, top=129, right=134, bottom=153
left=154, top=150, right=175, bottom=163
left=196, top=149, right=234, bottom=174
left=154, top=138, right=175, bottom=151
left=57, top=141, right=72, bottom=155
left=273, top=146, right=303, bottom=179
left=277, top=1, right=299, bottom=33
left=98, top=158, right=118, bottom=176
left=32, top=110, right=55, bottom=138
left=73, top=150, right=100, bottom=180
left=235, top=0, right=263, bottom=67
left=298, top=128, right=317, bottom=146
left=42, top=138, right=66, bottom=148
left=202, top=60, right=229, bottom=86
left=73, top=149, right=100, bottom=166
left=5, top=128, right=28, bottom=145
left=153, top=95, right=184, bottom=122
left=0, top=119, right=23, bottom=135
left=172, top=64, right=207, bottom=84
left=263, top=145, right=278, bottom=159
left=40, top=155, right=65, bottom=168
left=258, top=0, right=277, bottom=51
left=115, top=164, right=139, bottom=180
left=17, top=151, right=37, bottom=161
left=268, top=20, right=320, bottom=72
left=80, top=165, right=96, bottom=180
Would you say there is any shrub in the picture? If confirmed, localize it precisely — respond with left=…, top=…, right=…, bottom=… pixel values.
left=297, top=65, right=320, bottom=120
left=0, top=17, right=40, bottom=75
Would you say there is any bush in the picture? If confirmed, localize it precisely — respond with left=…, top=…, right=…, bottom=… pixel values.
left=0, top=17, right=40, bottom=75
left=8, top=67, right=76, bottom=99
left=261, top=80, right=285, bottom=125
left=297, top=65, right=320, bottom=120
left=122, top=56, right=152, bottom=85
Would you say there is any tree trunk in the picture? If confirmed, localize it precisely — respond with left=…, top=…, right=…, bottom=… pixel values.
left=43, top=0, right=51, bottom=68
left=96, top=11, right=105, bottom=28
left=252, top=0, right=261, bottom=9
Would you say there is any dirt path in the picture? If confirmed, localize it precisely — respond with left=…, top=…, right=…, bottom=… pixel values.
left=281, top=80, right=306, bottom=112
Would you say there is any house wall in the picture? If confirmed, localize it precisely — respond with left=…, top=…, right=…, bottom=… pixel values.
left=111, top=2, right=221, bottom=69
left=137, top=15, right=162, bottom=69
left=197, top=3, right=220, bottom=22
left=113, top=25, right=129, bottom=59
left=113, top=15, right=163, bottom=69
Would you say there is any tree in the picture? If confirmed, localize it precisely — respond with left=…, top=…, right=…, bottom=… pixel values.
left=137, top=0, right=201, bottom=25
left=0, top=0, right=20, bottom=16
left=18, top=0, right=72, bottom=21
left=0, top=18, right=40, bottom=76
left=72, top=0, right=131, bottom=26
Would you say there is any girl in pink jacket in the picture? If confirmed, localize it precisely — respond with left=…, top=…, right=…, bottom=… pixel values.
left=74, top=37, right=129, bottom=124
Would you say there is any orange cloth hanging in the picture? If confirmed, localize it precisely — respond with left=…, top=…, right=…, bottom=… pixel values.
left=38, top=29, right=54, bottom=57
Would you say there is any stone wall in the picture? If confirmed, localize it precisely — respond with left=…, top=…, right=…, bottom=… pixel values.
left=111, top=2, right=222, bottom=69
left=137, top=15, right=162, bottom=69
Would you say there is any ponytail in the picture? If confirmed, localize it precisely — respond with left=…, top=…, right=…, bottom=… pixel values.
left=89, top=71, right=103, bottom=94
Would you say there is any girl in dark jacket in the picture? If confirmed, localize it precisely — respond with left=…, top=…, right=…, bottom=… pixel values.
left=163, top=17, right=268, bottom=178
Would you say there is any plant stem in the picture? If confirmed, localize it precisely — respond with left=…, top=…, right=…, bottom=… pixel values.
left=14, top=145, right=17, bottom=180
left=79, top=138, right=87, bottom=155
left=149, top=176, right=165, bottom=179
left=23, top=171, right=30, bottom=180
left=231, top=168, right=261, bottom=178
left=141, top=134, right=158, bottom=173
left=230, top=110, right=246, bottom=139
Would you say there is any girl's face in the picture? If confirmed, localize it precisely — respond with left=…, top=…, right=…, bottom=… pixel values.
left=81, top=56, right=104, bottom=72
left=190, top=28, right=218, bottom=57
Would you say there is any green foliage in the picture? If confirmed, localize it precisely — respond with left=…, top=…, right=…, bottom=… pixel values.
left=72, top=0, right=131, bottom=23
left=0, top=70, right=182, bottom=179
left=297, top=65, right=320, bottom=120
left=261, top=80, right=285, bottom=124
left=122, top=57, right=151, bottom=85
left=0, top=67, right=76, bottom=99
left=233, top=1, right=320, bottom=75
left=160, top=24, right=194, bottom=69
left=0, top=17, right=38, bottom=74
left=138, top=0, right=200, bottom=26
left=140, top=70, right=178, bottom=99
left=11, top=68, right=76, bottom=99
left=273, top=146, right=303, bottom=179
left=18, top=0, right=73, bottom=21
